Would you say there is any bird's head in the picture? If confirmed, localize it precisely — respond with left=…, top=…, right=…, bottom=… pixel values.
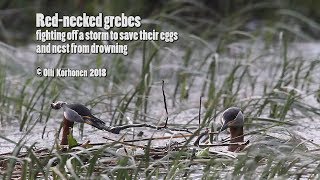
left=51, top=101, right=67, bottom=110
left=219, top=107, right=244, bottom=132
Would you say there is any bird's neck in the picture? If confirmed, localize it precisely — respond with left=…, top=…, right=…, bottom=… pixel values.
left=61, top=117, right=74, bottom=145
left=228, top=126, right=244, bottom=152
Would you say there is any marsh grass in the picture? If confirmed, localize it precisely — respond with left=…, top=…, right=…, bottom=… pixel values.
left=1, top=1, right=320, bottom=179
left=0, top=64, right=8, bottom=124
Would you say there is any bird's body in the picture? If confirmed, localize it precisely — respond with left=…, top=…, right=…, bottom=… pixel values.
left=65, top=103, right=92, bottom=117
left=52, top=101, right=106, bottom=130
left=62, top=104, right=85, bottom=123
left=219, top=107, right=245, bottom=152
left=51, top=101, right=107, bottom=145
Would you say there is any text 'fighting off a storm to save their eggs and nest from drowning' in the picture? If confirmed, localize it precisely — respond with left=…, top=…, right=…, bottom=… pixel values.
left=35, top=13, right=179, bottom=55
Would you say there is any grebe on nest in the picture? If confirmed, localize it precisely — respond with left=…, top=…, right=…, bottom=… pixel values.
left=51, top=101, right=106, bottom=145
left=220, top=107, right=245, bottom=152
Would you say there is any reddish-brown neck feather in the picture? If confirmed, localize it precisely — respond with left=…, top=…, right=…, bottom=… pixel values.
left=61, top=117, right=74, bottom=145
left=228, top=127, right=244, bottom=152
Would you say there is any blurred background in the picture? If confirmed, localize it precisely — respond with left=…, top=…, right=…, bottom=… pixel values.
left=1, top=0, right=320, bottom=43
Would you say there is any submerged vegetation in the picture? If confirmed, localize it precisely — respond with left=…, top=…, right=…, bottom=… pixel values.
left=1, top=0, right=320, bottom=179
